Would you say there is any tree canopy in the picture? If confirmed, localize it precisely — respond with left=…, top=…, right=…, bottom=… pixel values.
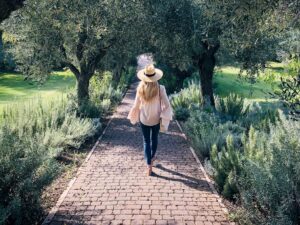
left=2, top=0, right=145, bottom=105
left=138, top=0, right=299, bottom=106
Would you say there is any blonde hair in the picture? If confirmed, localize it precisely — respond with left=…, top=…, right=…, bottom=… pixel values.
left=137, top=81, right=159, bottom=102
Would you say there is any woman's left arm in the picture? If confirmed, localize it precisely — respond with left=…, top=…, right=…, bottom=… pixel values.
left=127, top=92, right=141, bottom=124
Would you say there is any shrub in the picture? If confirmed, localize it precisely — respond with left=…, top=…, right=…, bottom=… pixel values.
left=90, top=72, right=123, bottom=106
left=117, top=66, right=135, bottom=92
left=42, top=111, right=100, bottom=151
left=174, top=107, right=190, bottom=121
left=78, top=98, right=102, bottom=118
left=210, top=135, right=243, bottom=200
left=184, top=109, right=244, bottom=158
left=182, top=71, right=199, bottom=88
left=170, top=80, right=201, bottom=112
left=215, top=93, right=250, bottom=122
left=0, top=125, right=60, bottom=225
left=238, top=111, right=300, bottom=225
left=238, top=101, right=280, bottom=132
left=0, top=95, right=100, bottom=224
left=271, top=57, right=300, bottom=119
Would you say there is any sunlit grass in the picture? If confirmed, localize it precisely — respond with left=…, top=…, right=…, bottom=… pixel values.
left=0, top=70, right=76, bottom=109
left=214, top=66, right=281, bottom=102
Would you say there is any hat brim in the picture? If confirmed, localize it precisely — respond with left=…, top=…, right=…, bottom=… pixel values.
left=137, top=68, right=163, bottom=82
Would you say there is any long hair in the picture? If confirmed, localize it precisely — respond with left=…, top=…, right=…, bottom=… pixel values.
left=137, top=81, right=159, bottom=102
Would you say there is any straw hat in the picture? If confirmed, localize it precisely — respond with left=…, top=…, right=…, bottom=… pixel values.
left=137, top=64, right=163, bottom=82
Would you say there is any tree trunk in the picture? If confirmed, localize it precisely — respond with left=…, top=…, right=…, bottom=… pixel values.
left=197, top=41, right=220, bottom=108
left=76, top=75, right=91, bottom=106
left=198, top=56, right=216, bottom=107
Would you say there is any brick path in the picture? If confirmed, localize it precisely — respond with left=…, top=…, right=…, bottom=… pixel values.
left=43, top=83, right=234, bottom=225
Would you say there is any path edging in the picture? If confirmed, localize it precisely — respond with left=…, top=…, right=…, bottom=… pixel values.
left=175, top=120, right=229, bottom=215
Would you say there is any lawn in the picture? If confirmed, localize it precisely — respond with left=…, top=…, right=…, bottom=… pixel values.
left=0, top=70, right=76, bottom=107
left=214, top=65, right=282, bottom=102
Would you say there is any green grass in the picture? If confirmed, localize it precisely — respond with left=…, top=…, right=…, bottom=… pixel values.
left=0, top=70, right=76, bottom=107
left=214, top=65, right=282, bottom=102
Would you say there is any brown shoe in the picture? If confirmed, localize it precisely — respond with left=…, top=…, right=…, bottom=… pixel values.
left=146, top=166, right=152, bottom=176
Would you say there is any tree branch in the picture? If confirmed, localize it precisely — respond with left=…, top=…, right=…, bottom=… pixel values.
left=68, top=63, right=81, bottom=79
left=60, top=44, right=81, bottom=79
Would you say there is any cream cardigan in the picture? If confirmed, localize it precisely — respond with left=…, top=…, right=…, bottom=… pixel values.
left=127, top=85, right=173, bottom=129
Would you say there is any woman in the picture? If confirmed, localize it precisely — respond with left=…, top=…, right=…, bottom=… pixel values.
left=127, top=64, right=173, bottom=176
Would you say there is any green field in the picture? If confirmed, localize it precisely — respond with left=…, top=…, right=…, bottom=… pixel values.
left=214, top=65, right=281, bottom=102
left=0, top=70, right=76, bottom=107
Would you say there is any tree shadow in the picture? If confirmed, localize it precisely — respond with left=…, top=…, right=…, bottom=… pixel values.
left=151, top=163, right=211, bottom=192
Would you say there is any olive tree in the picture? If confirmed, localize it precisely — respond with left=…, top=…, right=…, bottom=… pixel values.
left=2, top=0, right=143, bottom=106
left=143, top=0, right=299, bottom=107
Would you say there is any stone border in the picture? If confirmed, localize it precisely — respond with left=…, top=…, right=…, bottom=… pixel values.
left=175, top=120, right=229, bottom=215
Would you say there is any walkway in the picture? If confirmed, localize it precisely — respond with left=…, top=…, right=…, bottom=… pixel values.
left=43, top=83, right=234, bottom=225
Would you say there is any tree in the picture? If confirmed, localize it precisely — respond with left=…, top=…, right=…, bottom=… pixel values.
left=2, top=0, right=143, bottom=106
left=142, top=0, right=299, bottom=107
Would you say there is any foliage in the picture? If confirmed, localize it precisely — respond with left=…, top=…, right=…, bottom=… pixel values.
left=170, top=81, right=201, bottom=110
left=238, top=112, right=300, bottom=225
left=174, top=107, right=190, bottom=121
left=272, top=57, right=300, bottom=119
left=0, top=94, right=100, bottom=224
left=116, top=66, right=135, bottom=92
left=0, top=31, right=16, bottom=71
left=211, top=135, right=242, bottom=200
left=215, top=93, right=250, bottom=122
left=0, top=95, right=99, bottom=152
left=0, top=126, right=59, bottom=225
left=184, top=109, right=244, bottom=158
left=157, top=64, right=181, bottom=94
left=183, top=72, right=199, bottom=88
left=238, top=102, right=280, bottom=132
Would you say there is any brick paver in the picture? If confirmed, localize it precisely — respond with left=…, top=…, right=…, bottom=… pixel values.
left=44, top=83, right=234, bottom=225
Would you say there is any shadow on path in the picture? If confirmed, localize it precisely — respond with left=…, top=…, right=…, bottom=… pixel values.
left=152, top=164, right=210, bottom=192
